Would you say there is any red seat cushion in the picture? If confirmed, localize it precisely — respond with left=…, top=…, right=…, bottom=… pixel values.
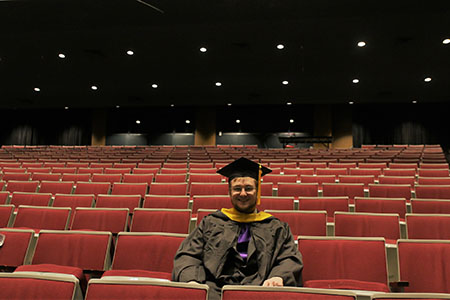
left=15, top=263, right=84, bottom=280
left=304, top=279, right=390, bottom=292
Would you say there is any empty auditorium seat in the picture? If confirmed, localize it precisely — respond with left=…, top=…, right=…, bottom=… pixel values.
left=13, top=205, right=71, bottom=231
left=378, top=176, right=415, bottom=189
left=91, top=173, right=122, bottom=184
left=10, top=192, right=52, bottom=207
left=349, top=168, right=383, bottom=179
left=101, top=232, right=187, bottom=280
left=406, top=213, right=450, bottom=239
left=196, top=208, right=217, bottom=225
left=415, top=185, right=450, bottom=199
left=298, top=197, right=349, bottom=222
left=410, top=198, right=450, bottom=214
left=74, top=182, right=110, bottom=198
left=322, top=183, right=365, bottom=203
left=299, top=236, right=390, bottom=292
left=221, top=286, right=357, bottom=300
left=86, top=276, right=207, bottom=299
left=300, top=175, right=336, bottom=188
left=371, top=292, right=450, bottom=299
left=258, top=196, right=295, bottom=211
left=0, top=205, right=14, bottom=227
left=192, top=195, right=231, bottom=216
left=397, top=239, right=450, bottom=293
left=368, top=184, right=412, bottom=200
left=52, top=194, right=95, bottom=210
left=17, top=230, right=112, bottom=278
left=2, top=172, right=31, bottom=182
left=111, top=183, right=148, bottom=198
left=283, top=168, right=314, bottom=179
left=122, top=173, right=154, bottom=185
left=265, top=210, right=327, bottom=237
left=52, top=167, right=77, bottom=174
left=61, top=173, right=91, bottom=183
left=262, top=174, right=297, bottom=188
left=0, top=191, right=9, bottom=204
left=383, top=168, right=417, bottom=177
left=154, top=173, right=187, bottom=183
left=132, top=168, right=159, bottom=175
left=277, top=183, right=319, bottom=199
left=143, top=195, right=190, bottom=209
left=417, top=169, right=450, bottom=177
left=337, top=175, right=375, bottom=189
left=316, top=168, right=348, bottom=178
left=70, top=208, right=129, bottom=234
left=148, top=182, right=188, bottom=195
left=0, top=272, right=83, bottom=300
left=354, top=197, right=407, bottom=219
left=0, top=228, right=35, bottom=269
left=160, top=168, right=188, bottom=174
left=130, top=208, right=191, bottom=234
left=32, top=172, right=62, bottom=182
left=6, top=181, right=39, bottom=193
left=417, top=177, right=450, bottom=185
left=39, top=181, right=74, bottom=195
left=104, top=168, right=131, bottom=175
left=190, top=182, right=229, bottom=197
left=334, top=212, right=401, bottom=244
left=96, top=194, right=141, bottom=212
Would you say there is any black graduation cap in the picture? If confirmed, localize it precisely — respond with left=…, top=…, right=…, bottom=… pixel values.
left=217, top=157, right=272, bottom=181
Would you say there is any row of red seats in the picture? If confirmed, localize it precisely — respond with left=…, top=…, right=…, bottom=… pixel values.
left=1, top=229, right=449, bottom=295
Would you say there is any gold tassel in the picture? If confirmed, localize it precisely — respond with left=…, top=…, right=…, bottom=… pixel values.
left=257, top=164, right=262, bottom=205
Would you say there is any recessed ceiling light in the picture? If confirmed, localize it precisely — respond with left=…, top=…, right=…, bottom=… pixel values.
left=289, top=119, right=294, bottom=123
left=170, top=104, right=175, bottom=107
left=277, top=44, right=285, bottom=50
left=236, top=119, right=241, bottom=124
left=357, top=41, right=366, bottom=47
left=151, top=83, right=158, bottom=88
left=126, top=50, right=134, bottom=56
left=352, top=79, right=359, bottom=84
left=34, top=87, right=40, bottom=92
left=91, top=85, right=98, bottom=90
left=412, top=100, right=418, bottom=104
left=136, top=120, right=141, bottom=124
left=116, top=105, right=120, bottom=108
left=58, top=53, right=66, bottom=59
left=349, top=101, right=354, bottom=105
left=227, top=103, right=232, bottom=106
left=185, top=120, right=191, bottom=124
left=282, top=80, right=289, bottom=85
left=215, top=82, right=222, bottom=87
left=443, top=39, right=450, bottom=45
left=286, top=102, right=292, bottom=106
left=200, top=47, right=207, bottom=52
left=424, top=77, right=432, bottom=82
left=64, top=106, right=69, bottom=110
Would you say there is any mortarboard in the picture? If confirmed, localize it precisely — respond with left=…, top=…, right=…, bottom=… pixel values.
left=217, top=157, right=272, bottom=205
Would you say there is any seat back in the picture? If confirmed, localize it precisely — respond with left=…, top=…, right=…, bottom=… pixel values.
left=322, top=183, right=365, bottom=201
left=411, top=198, right=450, bottom=214
left=13, top=205, right=71, bottom=231
left=74, top=182, right=110, bottom=198
left=143, top=195, right=190, bottom=209
left=0, top=205, right=14, bottom=227
left=61, top=173, right=91, bottom=183
left=6, top=181, right=39, bottom=193
left=96, top=194, right=141, bottom=212
left=148, top=182, right=188, bottom=195
left=222, top=286, right=357, bottom=300
left=368, top=184, right=412, bottom=200
left=0, top=272, right=82, bottom=300
left=10, top=192, right=52, bottom=207
left=91, top=174, right=122, bottom=184
left=406, top=213, right=450, bottom=239
left=192, top=195, right=231, bottom=214
left=299, top=197, right=349, bottom=221
left=298, top=237, right=388, bottom=286
left=378, top=176, right=415, bottom=188
left=334, top=212, right=400, bottom=241
left=31, top=230, right=112, bottom=271
left=111, top=183, right=148, bottom=198
left=131, top=208, right=191, bottom=234
left=39, top=181, right=74, bottom=195
left=190, top=183, right=229, bottom=197
left=258, top=196, right=294, bottom=211
left=265, top=210, right=327, bottom=236
left=70, top=208, right=129, bottom=234
left=354, top=197, right=407, bottom=219
left=277, top=183, right=319, bottom=198
left=415, top=185, right=450, bottom=199
left=383, top=168, right=417, bottom=177
left=0, top=228, right=36, bottom=268
left=111, top=232, right=187, bottom=273
left=398, top=239, right=450, bottom=293
left=154, top=174, right=187, bottom=183
left=122, top=173, right=154, bottom=185
left=85, top=278, right=207, bottom=300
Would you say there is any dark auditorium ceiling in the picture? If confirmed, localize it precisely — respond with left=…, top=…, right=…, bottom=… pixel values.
left=0, top=0, right=449, bottom=109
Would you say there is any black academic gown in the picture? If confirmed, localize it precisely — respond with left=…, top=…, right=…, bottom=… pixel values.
left=172, top=211, right=303, bottom=300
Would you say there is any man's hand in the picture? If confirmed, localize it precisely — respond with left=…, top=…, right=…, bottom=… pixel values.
left=188, top=281, right=200, bottom=284
left=262, top=276, right=283, bottom=287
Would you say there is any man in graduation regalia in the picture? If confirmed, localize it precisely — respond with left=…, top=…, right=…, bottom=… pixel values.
left=172, top=157, right=303, bottom=300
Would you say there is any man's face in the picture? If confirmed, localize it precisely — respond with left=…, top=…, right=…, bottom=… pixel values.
left=229, top=177, right=258, bottom=214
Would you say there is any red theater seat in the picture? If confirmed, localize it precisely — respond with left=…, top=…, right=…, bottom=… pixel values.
left=71, top=208, right=129, bottom=234
left=149, top=182, right=188, bottom=195
left=143, top=195, right=190, bottom=209
left=410, top=198, right=450, bottom=214
left=298, top=197, right=349, bottom=222
left=6, top=181, right=39, bottom=193
left=415, top=185, right=450, bottom=199
left=277, top=183, right=319, bottom=199
left=96, top=194, right=141, bottom=212
left=39, top=181, right=74, bottom=196
left=258, top=196, right=294, bottom=211
left=111, top=183, right=148, bottom=198
left=10, top=192, right=52, bottom=207
left=13, top=205, right=71, bottom=231
left=406, top=213, right=450, bottom=239
left=0, top=228, right=35, bottom=269
left=354, top=197, right=407, bottom=219
left=265, top=210, right=327, bottom=237
left=298, top=236, right=390, bottom=292
left=130, top=208, right=191, bottom=234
